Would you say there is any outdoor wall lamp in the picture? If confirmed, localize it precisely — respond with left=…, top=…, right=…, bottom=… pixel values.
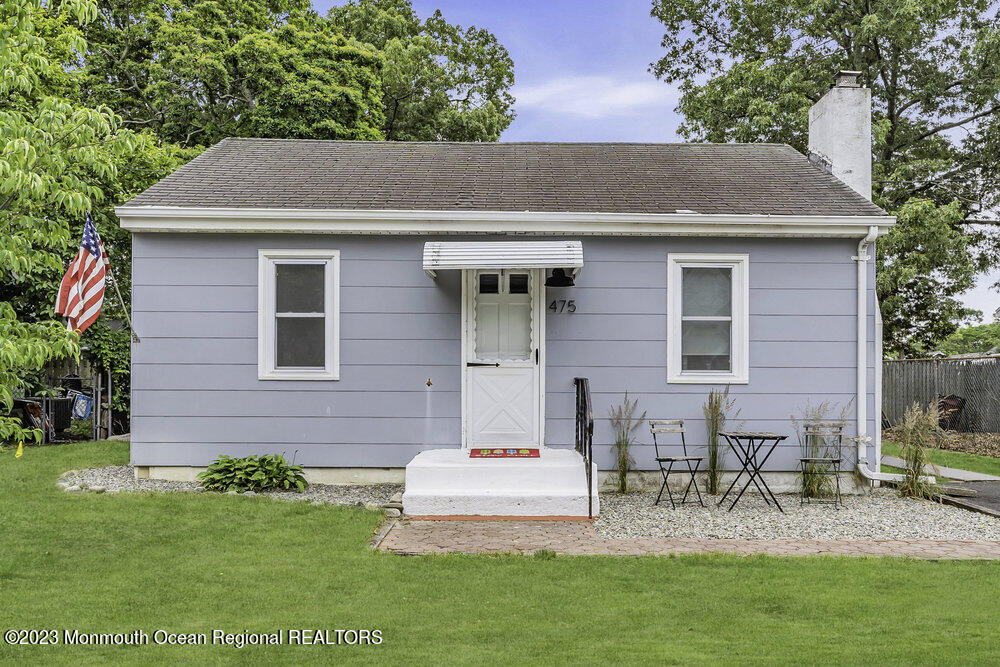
left=544, top=268, right=575, bottom=287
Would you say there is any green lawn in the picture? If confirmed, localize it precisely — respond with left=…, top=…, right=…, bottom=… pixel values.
left=4, top=441, right=1000, bottom=665
left=882, top=440, right=1000, bottom=478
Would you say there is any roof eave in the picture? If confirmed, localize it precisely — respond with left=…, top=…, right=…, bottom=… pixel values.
left=114, top=206, right=895, bottom=238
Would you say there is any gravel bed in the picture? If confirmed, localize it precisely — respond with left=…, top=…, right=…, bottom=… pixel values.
left=595, top=489, right=1000, bottom=541
left=58, top=465, right=401, bottom=507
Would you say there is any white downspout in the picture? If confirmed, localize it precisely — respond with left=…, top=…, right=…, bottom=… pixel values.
left=855, top=226, right=878, bottom=472
left=853, top=226, right=933, bottom=484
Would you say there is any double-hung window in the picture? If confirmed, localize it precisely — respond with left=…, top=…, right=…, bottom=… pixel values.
left=258, top=249, right=339, bottom=380
left=667, top=253, right=749, bottom=384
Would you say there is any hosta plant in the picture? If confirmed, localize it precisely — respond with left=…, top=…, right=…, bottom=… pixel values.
left=198, top=454, right=308, bottom=493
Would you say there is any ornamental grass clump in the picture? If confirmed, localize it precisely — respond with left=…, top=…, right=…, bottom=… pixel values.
left=198, top=454, right=308, bottom=493
left=609, top=392, right=646, bottom=493
left=896, top=402, right=943, bottom=500
left=791, top=400, right=851, bottom=499
left=702, top=387, right=738, bottom=495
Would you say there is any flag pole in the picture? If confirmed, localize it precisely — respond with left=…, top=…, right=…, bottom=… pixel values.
left=107, top=270, right=140, bottom=343
left=91, top=216, right=140, bottom=344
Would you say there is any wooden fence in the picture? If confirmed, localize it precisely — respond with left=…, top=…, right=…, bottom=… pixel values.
left=883, top=355, right=1000, bottom=433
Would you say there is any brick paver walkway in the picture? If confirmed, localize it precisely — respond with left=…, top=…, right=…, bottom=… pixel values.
left=378, top=519, right=1000, bottom=559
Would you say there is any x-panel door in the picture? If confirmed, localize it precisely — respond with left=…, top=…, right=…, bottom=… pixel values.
left=464, top=269, right=542, bottom=448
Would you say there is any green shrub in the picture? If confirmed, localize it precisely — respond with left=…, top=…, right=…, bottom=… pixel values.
left=198, top=454, right=308, bottom=493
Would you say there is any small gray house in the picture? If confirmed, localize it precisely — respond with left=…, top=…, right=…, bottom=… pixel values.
left=117, top=71, right=894, bottom=517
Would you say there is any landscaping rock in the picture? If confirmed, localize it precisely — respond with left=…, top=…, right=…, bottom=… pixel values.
left=89, top=485, right=106, bottom=494
left=595, top=489, right=1000, bottom=541
left=59, top=465, right=401, bottom=508
left=385, top=508, right=401, bottom=518
left=243, top=491, right=257, bottom=497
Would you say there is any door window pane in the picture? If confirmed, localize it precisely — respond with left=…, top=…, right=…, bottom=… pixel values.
left=508, top=273, right=529, bottom=294
left=276, top=317, right=325, bottom=367
left=682, top=267, right=731, bottom=317
left=475, top=302, right=501, bottom=359
left=681, top=321, right=731, bottom=371
left=503, top=302, right=532, bottom=359
left=276, top=263, right=325, bottom=313
left=479, top=273, right=499, bottom=294
left=474, top=271, right=532, bottom=361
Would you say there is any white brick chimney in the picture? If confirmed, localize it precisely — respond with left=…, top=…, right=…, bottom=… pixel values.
left=808, top=70, right=872, bottom=200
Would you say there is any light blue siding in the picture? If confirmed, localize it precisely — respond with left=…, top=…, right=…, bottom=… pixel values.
left=130, top=234, right=877, bottom=470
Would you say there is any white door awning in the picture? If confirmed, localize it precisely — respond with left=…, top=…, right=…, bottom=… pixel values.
left=422, top=241, right=583, bottom=278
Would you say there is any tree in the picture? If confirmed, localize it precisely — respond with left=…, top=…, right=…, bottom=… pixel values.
left=877, top=200, right=981, bottom=354
left=936, top=322, right=1000, bottom=356
left=327, top=0, right=516, bottom=141
left=82, top=0, right=515, bottom=147
left=650, top=0, right=1000, bottom=355
left=1, top=0, right=154, bottom=444
left=82, top=0, right=385, bottom=147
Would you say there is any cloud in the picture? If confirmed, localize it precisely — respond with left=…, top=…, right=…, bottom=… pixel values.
left=513, top=75, right=679, bottom=119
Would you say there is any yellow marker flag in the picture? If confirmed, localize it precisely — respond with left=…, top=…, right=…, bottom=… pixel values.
left=15, top=442, right=23, bottom=458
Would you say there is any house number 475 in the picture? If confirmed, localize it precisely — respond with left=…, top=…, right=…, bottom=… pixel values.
left=548, top=299, right=576, bottom=313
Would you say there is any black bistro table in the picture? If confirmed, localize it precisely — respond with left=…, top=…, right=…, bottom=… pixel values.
left=718, top=431, right=788, bottom=512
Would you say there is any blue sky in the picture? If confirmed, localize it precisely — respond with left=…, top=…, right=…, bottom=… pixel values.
left=315, top=1, right=997, bottom=317
left=316, top=0, right=682, bottom=142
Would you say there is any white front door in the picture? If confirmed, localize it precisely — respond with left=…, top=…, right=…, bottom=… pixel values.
left=464, top=269, right=542, bottom=448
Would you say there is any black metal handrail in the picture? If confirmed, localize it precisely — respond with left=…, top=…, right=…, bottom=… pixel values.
left=574, top=377, right=594, bottom=519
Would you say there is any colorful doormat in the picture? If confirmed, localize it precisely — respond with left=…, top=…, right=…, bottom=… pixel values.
left=470, top=448, right=540, bottom=458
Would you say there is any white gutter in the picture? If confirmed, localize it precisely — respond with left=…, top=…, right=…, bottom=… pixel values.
left=853, top=226, right=934, bottom=484
left=114, top=205, right=895, bottom=237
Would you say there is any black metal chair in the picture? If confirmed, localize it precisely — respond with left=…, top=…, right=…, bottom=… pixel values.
left=797, top=421, right=846, bottom=507
left=650, top=419, right=705, bottom=508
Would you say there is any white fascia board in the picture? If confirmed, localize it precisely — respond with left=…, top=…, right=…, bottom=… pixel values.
left=115, top=206, right=896, bottom=237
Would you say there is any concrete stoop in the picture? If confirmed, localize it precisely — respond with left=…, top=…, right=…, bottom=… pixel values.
left=402, top=448, right=599, bottom=518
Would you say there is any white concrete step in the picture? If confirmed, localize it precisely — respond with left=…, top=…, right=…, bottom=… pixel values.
left=402, top=447, right=599, bottom=518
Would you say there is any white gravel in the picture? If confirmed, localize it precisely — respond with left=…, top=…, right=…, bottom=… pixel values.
left=595, top=490, right=1000, bottom=541
left=58, top=465, right=401, bottom=507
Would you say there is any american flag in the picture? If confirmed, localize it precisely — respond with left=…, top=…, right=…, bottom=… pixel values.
left=55, top=213, right=109, bottom=334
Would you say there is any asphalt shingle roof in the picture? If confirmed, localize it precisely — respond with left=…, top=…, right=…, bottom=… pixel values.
left=125, top=138, right=887, bottom=216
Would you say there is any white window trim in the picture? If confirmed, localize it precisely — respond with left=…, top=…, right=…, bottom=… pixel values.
left=258, top=249, right=340, bottom=380
left=667, top=253, right=749, bottom=384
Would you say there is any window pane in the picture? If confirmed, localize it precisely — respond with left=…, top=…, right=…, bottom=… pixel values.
left=475, top=302, right=500, bottom=359
left=276, top=263, right=324, bottom=313
left=503, top=302, right=532, bottom=360
left=479, top=273, right=499, bottom=294
left=508, top=273, right=529, bottom=294
left=681, top=321, right=731, bottom=371
left=276, top=317, right=325, bottom=367
left=682, top=267, right=732, bottom=317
